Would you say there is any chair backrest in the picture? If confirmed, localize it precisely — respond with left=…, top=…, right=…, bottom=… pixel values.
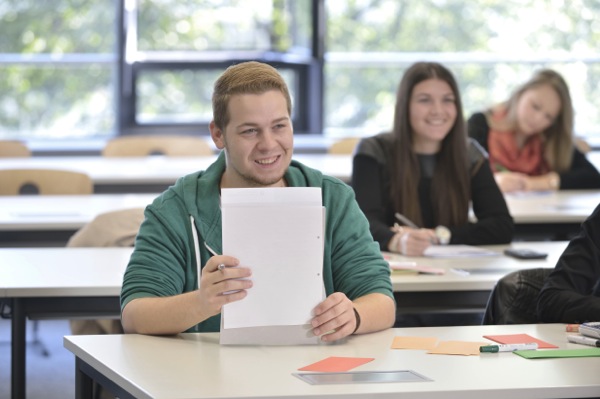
left=102, top=135, right=213, bottom=157
left=0, top=140, right=31, bottom=157
left=482, top=268, right=553, bottom=325
left=0, top=169, right=93, bottom=195
left=328, top=137, right=360, bottom=155
left=67, top=207, right=145, bottom=247
left=67, top=207, right=145, bottom=336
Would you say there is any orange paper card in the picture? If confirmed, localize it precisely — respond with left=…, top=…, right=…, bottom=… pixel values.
left=298, top=356, right=375, bottom=372
left=391, top=336, right=439, bottom=350
left=427, top=341, right=487, bottom=356
left=483, top=333, right=558, bottom=349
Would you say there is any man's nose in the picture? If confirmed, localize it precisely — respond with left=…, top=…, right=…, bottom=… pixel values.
left=258, top=130, right=278, bottom=149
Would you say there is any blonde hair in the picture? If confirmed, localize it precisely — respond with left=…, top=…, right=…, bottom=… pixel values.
left=502, top=69, right=574, bottom=172
left=212, top=61, right=292, bottom=130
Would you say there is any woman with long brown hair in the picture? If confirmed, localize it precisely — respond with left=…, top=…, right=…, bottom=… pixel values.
left=353, top=62, right=513, bottom=256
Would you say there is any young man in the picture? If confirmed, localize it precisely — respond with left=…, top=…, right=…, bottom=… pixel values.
left=120, top=61, right=395, bottom=342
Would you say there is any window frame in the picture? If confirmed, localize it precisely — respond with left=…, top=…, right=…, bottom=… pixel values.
left=117, top=0, right=325, bottom=137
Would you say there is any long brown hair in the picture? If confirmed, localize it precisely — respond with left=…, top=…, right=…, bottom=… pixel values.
left=499, top=69, right=574, bottom=172
left=390, top=62, right=470, bottom=227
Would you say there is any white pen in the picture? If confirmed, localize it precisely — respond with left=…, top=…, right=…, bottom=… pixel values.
left=479, top=343, right=538, bottom=353
left=394, top=212, right=419, bottom=229
left=204, top=242, right=219, bottom=257
left=568, top=334, right=600, bottom=347
left=205, top=242, right=226, bottom=270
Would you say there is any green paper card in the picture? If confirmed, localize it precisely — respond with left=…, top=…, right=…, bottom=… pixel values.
left=514, top=348, right=600, bottom=359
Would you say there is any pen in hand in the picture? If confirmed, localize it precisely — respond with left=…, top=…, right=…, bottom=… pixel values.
left=394, top=212, right=437, bottom=245
left=394, top=213, right=419, bottom=229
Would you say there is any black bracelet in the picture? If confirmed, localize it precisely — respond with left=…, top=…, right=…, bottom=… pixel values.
left=352, top=307, right=361, bottom=334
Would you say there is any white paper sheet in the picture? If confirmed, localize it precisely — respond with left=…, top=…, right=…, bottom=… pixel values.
left=221, top=187, right=324, bottom=330
left=424, top=245, right=500, bottom=258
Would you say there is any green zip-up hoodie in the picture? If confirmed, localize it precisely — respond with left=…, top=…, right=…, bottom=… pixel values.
left=121, top=152, right=394, bottom=332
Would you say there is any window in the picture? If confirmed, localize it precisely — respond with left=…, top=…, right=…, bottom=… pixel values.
left=0, top=0, right=117, bottom=140
left=325, top=0, right=600, bottom=139
left=121, top=0, right=320, bottom=135
left=1, top=1, right=599, bottom=144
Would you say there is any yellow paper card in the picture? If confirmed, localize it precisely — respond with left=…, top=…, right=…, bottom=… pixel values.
left=391, top=336, right=439, bottom=350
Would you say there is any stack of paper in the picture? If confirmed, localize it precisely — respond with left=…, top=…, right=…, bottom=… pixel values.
left=220, top=187, right=325, bottom=345
left=424, top=245, right=499, bottom=258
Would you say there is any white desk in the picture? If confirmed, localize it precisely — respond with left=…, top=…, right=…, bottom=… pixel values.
left=0, top=154, right=353, bottom=192
left=0, top=194, right=156, bottom=246
left=1, top=247, right=133, bottom=399
left=64, top=323, right=600, bottom=399
left=390, top=241, right=567, bottom=314
left=0, top=194, right=155, bottom=231
left=504, top=190, right=600, bottom=224
left=2, top=155, right=598, bottom=241
left=1, top=243, right=566, bottom=399
left=503, top=190, right=600, bottom=240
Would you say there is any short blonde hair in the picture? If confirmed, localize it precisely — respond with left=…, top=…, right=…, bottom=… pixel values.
left=212, top=61, right=292, bottom=130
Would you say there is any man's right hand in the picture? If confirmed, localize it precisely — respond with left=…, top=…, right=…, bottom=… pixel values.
left=197, top=256, right=253, bottom=319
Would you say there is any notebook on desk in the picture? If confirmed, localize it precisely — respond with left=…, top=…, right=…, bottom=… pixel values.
left=423, top=245, right=500, bottom=258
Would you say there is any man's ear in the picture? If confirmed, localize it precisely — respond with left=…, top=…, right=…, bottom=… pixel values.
left=209, top=121, right=225, bottom=150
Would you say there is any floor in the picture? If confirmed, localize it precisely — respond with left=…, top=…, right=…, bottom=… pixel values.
left=0, top=319, right=74, bottom=399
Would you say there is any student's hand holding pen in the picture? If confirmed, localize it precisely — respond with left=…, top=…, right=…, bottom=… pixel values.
left=389, top=225, right=437, bottom=256
left=389, top=213, right=438, bottom=256
left=197, top=255, right=253, bottom=319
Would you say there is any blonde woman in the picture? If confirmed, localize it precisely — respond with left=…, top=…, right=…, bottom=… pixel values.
left=468, top=69, right=600, bottom=193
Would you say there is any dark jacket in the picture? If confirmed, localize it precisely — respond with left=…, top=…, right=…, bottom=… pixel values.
left=537, top=202, right=600, bottom=323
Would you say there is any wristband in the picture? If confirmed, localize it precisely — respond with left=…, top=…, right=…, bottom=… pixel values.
left=352, top=307, right=361, bottom=334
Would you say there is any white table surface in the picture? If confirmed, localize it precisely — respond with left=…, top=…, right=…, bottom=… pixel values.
left=0, top=194, right=156, bottom=231
left=0, top=242, right=565, bottom=298
left=2, top=155, right=598, bottom=224
left=64, top=323, right=600, bottom=399
left=503, top=190, right=600, bottom=223
left=389, top=241, right=567, bottom=292
left=0, top=247, right=133, bottom=297
left=0, top=154, right=353, bottom=184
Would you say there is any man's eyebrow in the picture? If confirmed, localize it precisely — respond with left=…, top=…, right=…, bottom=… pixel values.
left=235, top=117, right=290, bottom=129
left=235, top=122, right=259, bottom=129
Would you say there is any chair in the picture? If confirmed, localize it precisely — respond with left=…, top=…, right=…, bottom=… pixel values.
left=0, top=169, right=93, bottom=195
left=102, top=135, right=213, bottom=157
left=482, top=268, right=553, bottom=325
left=328, top=137, right=360, bottom=155
left=0, top=140, right=31, bottom=157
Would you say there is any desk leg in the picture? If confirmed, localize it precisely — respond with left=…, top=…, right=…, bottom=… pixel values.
left=75, top=358, right=94, bottom=399
left=11, top=299, right=26, bottom=399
